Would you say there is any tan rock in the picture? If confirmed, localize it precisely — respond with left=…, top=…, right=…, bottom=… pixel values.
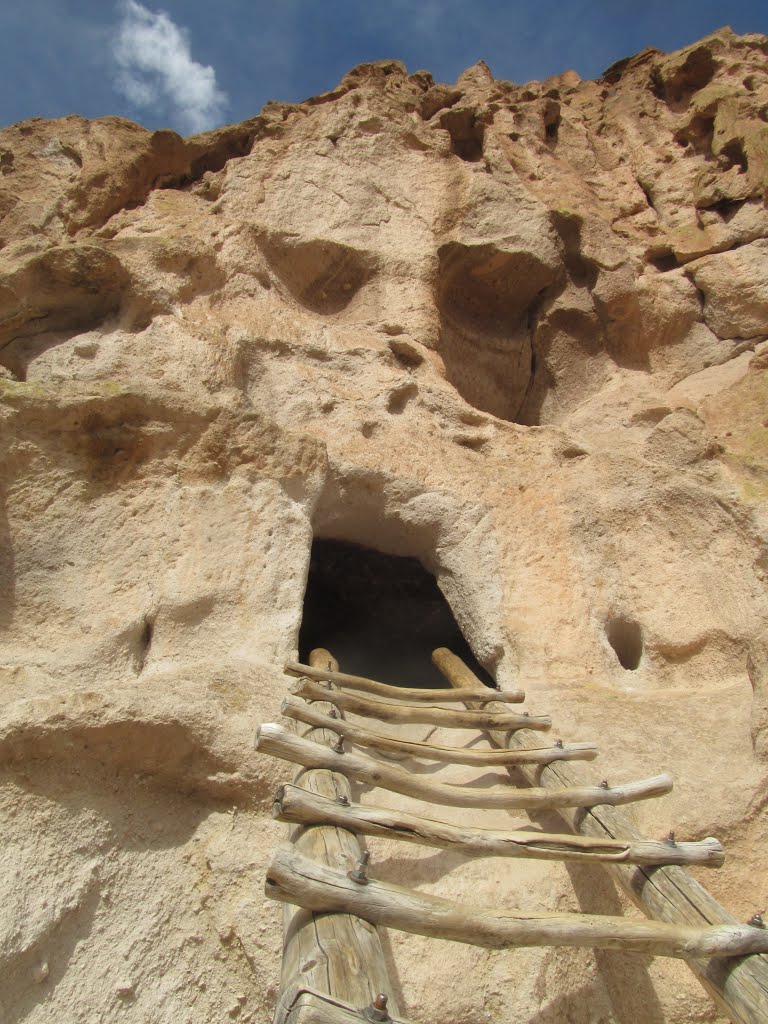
left=1, top=28, right=768, bottom=1024
left=687, top=238, right=768, bottom=338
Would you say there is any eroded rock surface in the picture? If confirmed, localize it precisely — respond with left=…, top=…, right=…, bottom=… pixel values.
left=1, top=27, right=767, bottom=1024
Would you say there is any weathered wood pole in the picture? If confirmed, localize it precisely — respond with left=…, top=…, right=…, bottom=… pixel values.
left=432, top=647, right=768, bottom=1024
left=267, top=843, right=768, bottom=959
left=273, top=648, right=403, bottom=1024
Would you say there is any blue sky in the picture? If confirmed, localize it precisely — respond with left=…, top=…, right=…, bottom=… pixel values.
left=1, top=1, right=766, bottom=136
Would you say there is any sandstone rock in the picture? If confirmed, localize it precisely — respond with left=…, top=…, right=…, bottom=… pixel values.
left=1, top=27, right=767, bottom=1024
left=687, top=238, right=768, bottom=338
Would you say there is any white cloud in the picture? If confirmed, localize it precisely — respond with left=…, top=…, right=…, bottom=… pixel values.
left=112, top=0, right=228, bottom=134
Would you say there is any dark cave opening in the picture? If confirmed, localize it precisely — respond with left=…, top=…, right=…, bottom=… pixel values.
left=298, top=538, right=496, bottom=689
left=438, top=107, right=485, bottom=162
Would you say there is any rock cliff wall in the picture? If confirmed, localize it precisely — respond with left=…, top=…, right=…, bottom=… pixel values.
left=1, top=26, right=767, bottom=1024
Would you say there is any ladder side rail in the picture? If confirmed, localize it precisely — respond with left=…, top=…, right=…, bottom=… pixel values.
left=432, top=647, right=768, bottom=1024
left=273, top=649, right=402, bottom=1024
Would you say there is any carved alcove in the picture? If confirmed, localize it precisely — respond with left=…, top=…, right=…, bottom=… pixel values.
left=298, top=537, right=495, bottom=688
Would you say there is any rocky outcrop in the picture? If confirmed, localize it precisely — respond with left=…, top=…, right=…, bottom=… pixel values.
left=1, top=27, right=767, bottom=1024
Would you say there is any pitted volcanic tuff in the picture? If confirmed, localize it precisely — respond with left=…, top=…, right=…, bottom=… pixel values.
left=1, top=27, right=767, bottom=1024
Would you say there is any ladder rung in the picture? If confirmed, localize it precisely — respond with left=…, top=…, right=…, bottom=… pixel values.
left=289, top=677, right=551, bottom=731
left=282, top=694, right=598, bottom=765
left=273, top=785, right=724, bottom=867
left=256, top=723, right=672, bottom=811
left=266, top=843, right=767, bottom=959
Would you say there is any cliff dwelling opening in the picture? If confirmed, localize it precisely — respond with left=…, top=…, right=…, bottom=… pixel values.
left=439, top=107, right=485, bottom=162
left=605, top=615, right=643, bottom=671
left=299, top=538, right=495, bottom=688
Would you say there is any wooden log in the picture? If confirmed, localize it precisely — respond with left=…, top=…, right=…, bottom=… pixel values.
left=281, top=695, right=598, bottom=766
left=266, top=844, right=768, bottom=959
left=256, top=723, right=673, bottom=811
left=290, top=677, right=551, bottom=732
left=279, top=989, right=412, bottom=1024
left=273, top=785, right=726, bottom=868
left=285, top=659, right=525, bottom=703
left=274, top=649, right=401, bottom=1024
left=431, top=647, right=768, bottom=1024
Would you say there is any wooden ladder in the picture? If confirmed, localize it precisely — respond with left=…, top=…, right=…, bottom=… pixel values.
left=256, top=647, right=768, bottom=1024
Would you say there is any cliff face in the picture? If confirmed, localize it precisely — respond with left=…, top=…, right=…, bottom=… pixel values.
left=1, top=27, right=767, bottom=1024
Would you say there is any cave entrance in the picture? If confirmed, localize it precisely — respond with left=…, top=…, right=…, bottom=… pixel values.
left=299, top=538, right=495, bottom=689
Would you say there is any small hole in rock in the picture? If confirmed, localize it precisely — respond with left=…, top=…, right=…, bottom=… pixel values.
left=647, top=251, right=677, bottom=272
left=719, top=139, right=748, bottom=174
left=653, top=46, right=716, bottom=106
left=550, top=212, right=598, bottom=289
left=706, top=197, right=744, bottom=223
left=543, top=101, right=561, bottom=147
left=259, top=235, right=372, bottom=315
left=637, top=179, right=656, bottom=212
left=605, top=615, right=643, bottom=671
left=387, top=338, right=424, bottom=368
left=387, top=383, right=417, bottom=414
left=136, top=615, right=154, bottom=671
left=560, top=444, right=587, bottom=459
left=673, top=114, right=715, bottom=154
